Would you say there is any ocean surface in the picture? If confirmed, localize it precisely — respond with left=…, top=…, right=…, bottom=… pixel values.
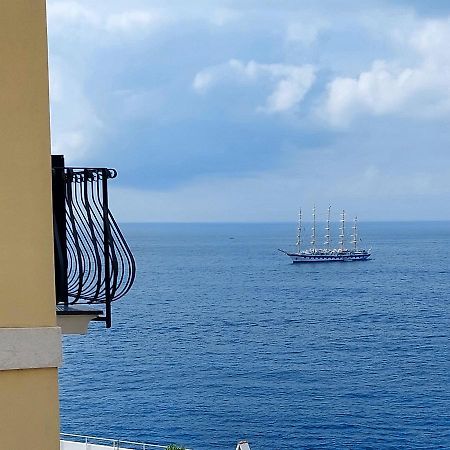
left=59, top=222, right=450, bottom=450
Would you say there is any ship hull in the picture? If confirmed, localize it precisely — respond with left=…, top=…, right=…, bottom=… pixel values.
left=287, top=252, right=370, bottom=263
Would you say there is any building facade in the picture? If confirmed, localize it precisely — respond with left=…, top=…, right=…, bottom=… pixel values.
left=0, top=1, right=61, bottom=448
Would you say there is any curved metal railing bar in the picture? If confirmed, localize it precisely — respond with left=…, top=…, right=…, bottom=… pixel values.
left=53, top=166, right=135, bottom=309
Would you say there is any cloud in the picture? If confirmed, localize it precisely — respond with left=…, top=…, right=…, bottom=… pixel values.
left=105, top=10, right=164, bottom=33
left=324, top=61, right=419, bottom=126
left=286, top=18, right=329, bottom=46
left=47, top=1, right=166, bottom=35
left=109, top=147, right=450, bottom=223
left=46, top=1, right=450, bottom=221
left=49, top=61, right=103, bottom=162
left=47, top=1, right=241, bottom=36
left=410, top=17, right=450, bottom=59
left=264, top=68, right=316, bottom=112
left=47, top=1, right=98, bottom=26
left=193, top=59, right=316, bottom=113
left=192, top=71, right=214, bottom=93
left=52, top=131, right=88, bottom=159
left=322, top=17, right=450, bottom=126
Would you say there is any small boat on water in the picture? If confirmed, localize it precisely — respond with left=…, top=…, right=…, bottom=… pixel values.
left=279, top=206, right=371, bottom=263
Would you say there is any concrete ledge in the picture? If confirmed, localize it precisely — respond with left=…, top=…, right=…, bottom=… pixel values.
left=0, top=327, right=62, bottom=371
left=57, top=314, right=100, bottom=335
left=56, top=305, right=103, bottom=334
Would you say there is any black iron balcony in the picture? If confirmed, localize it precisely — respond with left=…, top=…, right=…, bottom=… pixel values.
left=52, top=155, right=136, bottom=328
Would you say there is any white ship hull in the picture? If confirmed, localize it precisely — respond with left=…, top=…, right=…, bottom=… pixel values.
left=285, top=251, right=370, bottom=263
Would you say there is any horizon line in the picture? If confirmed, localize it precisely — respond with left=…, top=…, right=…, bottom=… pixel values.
left=117, top=219, right=450, bottom=224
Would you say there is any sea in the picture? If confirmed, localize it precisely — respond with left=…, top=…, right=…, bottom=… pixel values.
left=59, top=222, right=450, bottom=450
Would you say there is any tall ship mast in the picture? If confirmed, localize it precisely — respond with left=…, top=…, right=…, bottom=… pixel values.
left=296, top=209, right=302, bottom=253
left=324, top=205, right=331, bottom=250
left=339, top=209, right=345, bottom=251
left=279, top=206, right=371, bottom=263
left=311, top=205, right=316, bottom=253
left=351, top=216, right=358, bottom=250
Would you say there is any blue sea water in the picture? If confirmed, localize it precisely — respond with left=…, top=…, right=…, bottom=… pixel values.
left=59, top=222, right=450, bottom=450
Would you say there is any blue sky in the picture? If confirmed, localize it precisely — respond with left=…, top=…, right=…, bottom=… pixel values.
left=47, top=0, right=450, bottom=221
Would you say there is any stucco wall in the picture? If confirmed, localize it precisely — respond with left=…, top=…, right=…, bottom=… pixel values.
left=0, top=1, right=60, bottom=449
left=0, top=0, right=55, bottom=327
left=0, top=369, right=60, bottom=450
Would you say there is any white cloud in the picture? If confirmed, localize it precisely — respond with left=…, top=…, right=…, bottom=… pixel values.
left=265, top=69, right=315, bottom=113
left=410, top=18, right=450, bottom=60
left=105, top=10, right=164, bottom=33
left=324, top=61, right=419, bottom=126
left=322, top=18, right=450, bottom=127
left=286, top=19, right=328, bottom=46
left=192, top=71, right=214, bottom=93
left=47, top=1, right=98, bottom=26
left=47, top=1, right=238, bottom=36
left=193, top=59, right=316, bottom=113
left=47, top=1, right=166, bottom=35
left=49, top=62, right=103, bottom=162
left=52, top=131, right=88, bottom=159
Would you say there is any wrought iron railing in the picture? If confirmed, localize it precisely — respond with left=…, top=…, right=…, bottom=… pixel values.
left=52, top=155, right=136, bottom=327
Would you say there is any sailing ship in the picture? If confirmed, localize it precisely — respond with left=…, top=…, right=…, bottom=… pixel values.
left=279, top=206, right=371, bottom=263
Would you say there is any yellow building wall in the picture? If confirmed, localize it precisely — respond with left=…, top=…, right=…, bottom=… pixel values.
left=0, top=1, right=60, bottom=449
left=0, top=369, right=60, bottom=450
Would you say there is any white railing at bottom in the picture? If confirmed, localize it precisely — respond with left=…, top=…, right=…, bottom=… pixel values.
left=60, top=433, right=190, bottom=450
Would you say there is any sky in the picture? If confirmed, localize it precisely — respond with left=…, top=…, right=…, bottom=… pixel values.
left=46, top=0, right=450, bottom=222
